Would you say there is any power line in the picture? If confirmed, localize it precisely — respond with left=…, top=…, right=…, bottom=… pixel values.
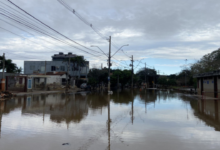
left=57, top=0, right=131, bottom=59
left=57, top=0, right=109, bottom=41
left=0, top=18, right=104, bottom=60
left=4, top=0, right=104, bottom=53
left=0, top=22, right=106, bottom=62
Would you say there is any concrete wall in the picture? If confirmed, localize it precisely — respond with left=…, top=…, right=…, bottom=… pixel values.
left=197, top=76, right=220, bottom=98
left=203, top=78, right=214, bottom=97
left=0, top=72, right=19, bottom=80
left=27, top=75, right=66, bottom=91
left=197, top=78, right=201, bottom=95
left=218, top=78, right=220, bottom=94
left=24, top=61, right=89, bottom=77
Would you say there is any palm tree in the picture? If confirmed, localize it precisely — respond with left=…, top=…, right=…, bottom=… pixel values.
left=0, top=56, right=18, bottom=73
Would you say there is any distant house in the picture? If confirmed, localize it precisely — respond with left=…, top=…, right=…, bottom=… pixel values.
left=194, top=70, right=220, bottom=98
left=27, top=72, right=68, bottom=91
left=24, top=52, right=89, bottom=79
left=4, top=72, right=68, bottom=92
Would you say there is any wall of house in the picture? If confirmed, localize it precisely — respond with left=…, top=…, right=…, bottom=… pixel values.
left=0, top=72, right=19, bottom=81
left=197, top=76, right=220, bottom=98
left=24, top=61, right=89, bottom=78
left=203, top=77, right=214, bottom=98
left=218, top=77, right=220, bottom=96
left=197, top=78, right=201, bottom=95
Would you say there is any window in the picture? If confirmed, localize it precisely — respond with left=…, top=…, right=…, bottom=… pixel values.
left=41, top=66, right=45, bottom=72
left=30, top=65, right=35, bottom=70
left=51, top=66, right=56, bottom=71
left=60, top=66, right=65, bottom=71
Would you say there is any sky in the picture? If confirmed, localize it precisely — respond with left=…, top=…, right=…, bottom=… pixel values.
left=0, top=0, right=220, bottom=75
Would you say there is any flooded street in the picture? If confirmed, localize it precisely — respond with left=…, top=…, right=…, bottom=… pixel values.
left=0, top=90, right=220, bottom=150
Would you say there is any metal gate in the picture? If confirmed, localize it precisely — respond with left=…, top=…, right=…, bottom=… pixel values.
left=6, top=76, right=27, bottom=92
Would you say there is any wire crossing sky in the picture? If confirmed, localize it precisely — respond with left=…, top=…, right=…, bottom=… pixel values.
left=1, top=0, right=220, bottom=74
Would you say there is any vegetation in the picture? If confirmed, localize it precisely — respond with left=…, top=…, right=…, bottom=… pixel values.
left=136, top=68, right=157, bottom=85
left=0, top=56, right=22, bottom=73
left=191, top=48, right=220, bottom=74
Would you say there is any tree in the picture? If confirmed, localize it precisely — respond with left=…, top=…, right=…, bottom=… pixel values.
left=111, top=69, right=132, bottom=88
left=87, top=68, right=108, bottom=87
left=191, top=48, right=220, bottom=74
left=136, top=67, right=157, bottom=87
left=0, top=56, right=20, bottom=73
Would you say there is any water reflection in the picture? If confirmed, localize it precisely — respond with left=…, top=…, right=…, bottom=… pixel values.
left=196, top=99, right=220, bottom=131
left=0, top=90, right=220, bottom=150
left=0, top=101, right=3, bottom=138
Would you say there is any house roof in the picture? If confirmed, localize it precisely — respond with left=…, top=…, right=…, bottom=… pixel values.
left=194, top=70, right=220, bottom=78
left=46, top=72, right=67, bottom=76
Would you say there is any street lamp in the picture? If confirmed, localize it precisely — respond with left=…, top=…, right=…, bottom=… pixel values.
left=111, top=44, right=129, bottom=57
left=185, top=59, right=187, bottom=87
left=91, top=45, right=108, bottom=57
left=91, top=43, right=129, bottom=91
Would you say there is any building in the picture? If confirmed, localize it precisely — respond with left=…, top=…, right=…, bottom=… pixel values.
left=3, top=72, right=68, bottom=92
left=24, top=52, right=89, bottom=79
left=194, top=70, right=220, bottom=98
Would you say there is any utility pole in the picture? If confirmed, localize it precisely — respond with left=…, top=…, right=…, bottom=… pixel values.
left=131, top=55, right=134, bottom=88
left=145, top=63, right=146, bottom=88
left=66, top=57, right=70, bottom=92
left=1, top=53, right=5, bottom=92
left=117, top=75, right=119, bottom=89
left=185, top=59, right=187, bottom=87
left=108, top=36, right=111, bottom=91
left=44, top=61, right=46, bottom=75
left=2, top=53, right=5, bottom=80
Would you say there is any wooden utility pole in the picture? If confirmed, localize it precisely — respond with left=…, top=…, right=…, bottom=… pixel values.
left=145, top=63, right=146, bottom=87
left=117, top=75, right=119, bottom=89
left=66, top=57, right=70, bottom=92
left=108, top=36, right=111, bottom=91
left=2, top=53, right=5, bottom=80
left=44, top=61, right=46, bottom=75
left=131, top=55, right=134, bottom=88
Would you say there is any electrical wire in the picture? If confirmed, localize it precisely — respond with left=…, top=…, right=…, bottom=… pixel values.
left=4, top=0, right=104, bottom=56
left=57, top=0, right=131, bottom=59
left=57, top=0, right=109, bottom=41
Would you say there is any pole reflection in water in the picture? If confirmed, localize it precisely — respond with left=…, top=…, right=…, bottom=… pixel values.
left=0, top=101, right=3, bottom=139
left=107, top=94, right=111, bottom=150
left=0, top=91, right=220, bottom=150
left=131, top=90, right=134, bottom=125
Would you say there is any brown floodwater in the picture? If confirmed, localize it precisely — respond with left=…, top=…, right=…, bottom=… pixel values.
left=0, top=90, right=220, bottom=150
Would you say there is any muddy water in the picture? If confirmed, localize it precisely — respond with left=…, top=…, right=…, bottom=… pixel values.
left=0, top=90, right=220, bottom=150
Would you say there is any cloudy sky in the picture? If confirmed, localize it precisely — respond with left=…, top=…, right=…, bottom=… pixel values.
left=0, top=0, right=220, bottom=74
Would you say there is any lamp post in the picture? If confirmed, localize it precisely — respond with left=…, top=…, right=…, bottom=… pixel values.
left=91, top=45, right=108, bottom=57
left=91, top=43, right=129, bottom=91
left=185, top=59, right=187, bottom=87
